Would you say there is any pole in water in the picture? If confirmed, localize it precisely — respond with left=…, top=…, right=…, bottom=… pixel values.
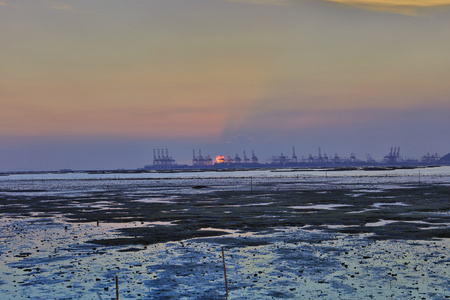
left=250, top=177, right=253, bottom=193
left=419, top=170, right=421, bottom=185
left=222, top=247, right=228, bottom=295
left=115, top=276, right=119, bottom=300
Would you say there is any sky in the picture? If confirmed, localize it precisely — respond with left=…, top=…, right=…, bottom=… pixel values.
left=1, top=0, right=450, bottom=171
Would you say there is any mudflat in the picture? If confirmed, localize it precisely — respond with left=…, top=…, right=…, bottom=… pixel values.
left=1, top=169, right=449, bottom=299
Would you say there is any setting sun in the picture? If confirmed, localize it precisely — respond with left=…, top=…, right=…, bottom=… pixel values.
left=215, top=155, right=225, bottom=163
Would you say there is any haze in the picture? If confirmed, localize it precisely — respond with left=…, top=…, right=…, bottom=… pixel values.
left=1, top=0, right=450, bottom=171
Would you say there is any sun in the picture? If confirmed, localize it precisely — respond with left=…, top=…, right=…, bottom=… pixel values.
left=215, top=155, right=225, bottom=163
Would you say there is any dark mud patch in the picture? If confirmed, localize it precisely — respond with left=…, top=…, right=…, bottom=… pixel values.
left=1, top=179, right=449, bottom=246
left=192, top=185, right=208, bottom=189
left=117, top=247, right=147, bottom=252
left=89, top=227, right=231, bottom=246
left=336, top=223, right=450, bottom=240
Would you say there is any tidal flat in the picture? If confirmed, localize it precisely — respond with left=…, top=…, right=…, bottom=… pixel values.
left=0, top=167, right=449, bottom=299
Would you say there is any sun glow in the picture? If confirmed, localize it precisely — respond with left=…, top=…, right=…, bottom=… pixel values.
left=215, top=155, right=225, bottom=163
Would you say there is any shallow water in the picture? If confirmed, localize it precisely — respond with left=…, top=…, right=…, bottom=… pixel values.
left=0, top=166, right=449, bottom=299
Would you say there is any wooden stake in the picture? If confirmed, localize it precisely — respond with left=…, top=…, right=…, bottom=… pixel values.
left=115, top=276, right=119, bottom=300
left=221, top=247, right=228, bottom=295
left=250, top=177, right=253, bottom=193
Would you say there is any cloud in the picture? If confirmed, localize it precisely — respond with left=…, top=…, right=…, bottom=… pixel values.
left=226, top=0, right=288, bottom=5
left=323, top=0, right=450, bottom=14
left=225, top=0, right=450, bottom=14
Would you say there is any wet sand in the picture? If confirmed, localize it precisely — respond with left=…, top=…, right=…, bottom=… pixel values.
left=0, top=172, right=449, bottom=299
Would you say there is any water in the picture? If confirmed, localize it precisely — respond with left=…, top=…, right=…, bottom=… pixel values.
left=0, top=166, right=449, bottom=299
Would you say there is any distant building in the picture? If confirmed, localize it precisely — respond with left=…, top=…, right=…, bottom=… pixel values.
left=153, top=149, right=176, bottom=168
left=192, top=149, right=212, bottom=166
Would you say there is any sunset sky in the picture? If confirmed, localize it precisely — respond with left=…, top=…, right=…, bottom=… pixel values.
left=1, top=0, right=450, bottom=171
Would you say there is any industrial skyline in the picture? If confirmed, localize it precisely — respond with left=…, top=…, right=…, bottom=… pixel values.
left=146, top=146, right=444, bottom=170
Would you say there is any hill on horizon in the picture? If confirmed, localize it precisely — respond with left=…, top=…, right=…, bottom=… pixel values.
left=439, top=152, right=450, bottom=164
